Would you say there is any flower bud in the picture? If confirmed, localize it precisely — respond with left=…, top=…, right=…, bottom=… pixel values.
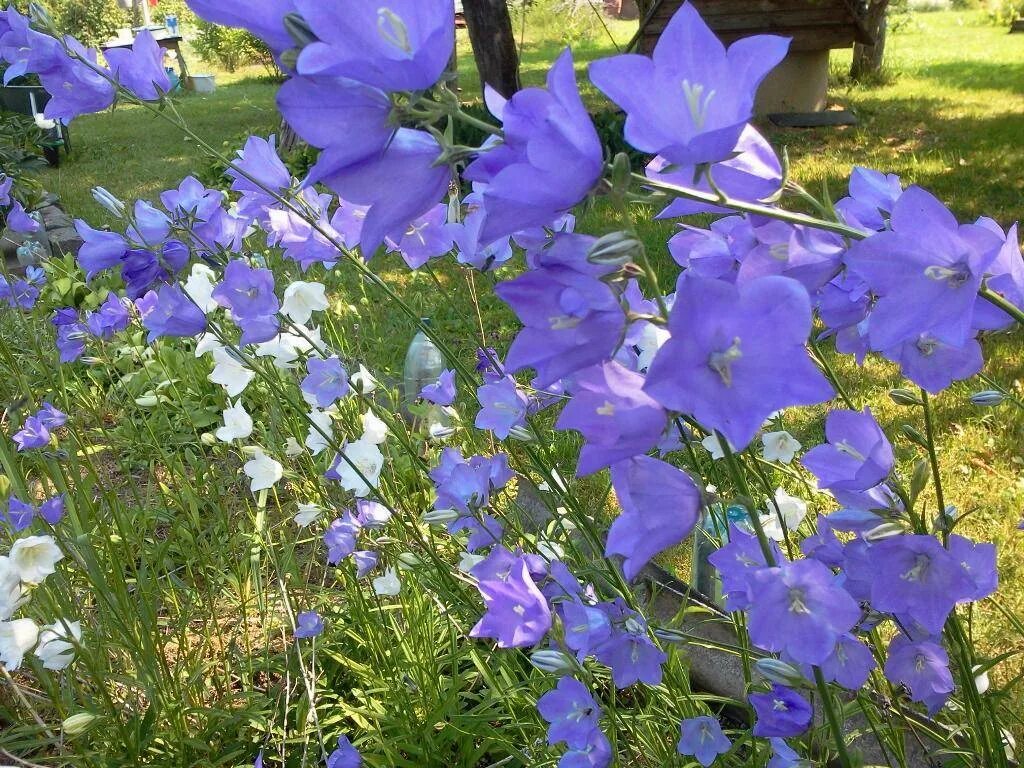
left=200, top=432, right=217, bottom=446
left=421, top=508, right=459, bottom=525
left=507, top=425, right=535, bottom=442
left=754, top=658, right=806, bottom=687
left=397, top=552, right=421, bottom=569
left=970, top=390, right=1005, bottom=407
left=900, top=424, right=928, bottom=447
left=863, top=521, right=907, bottom=542
left=134, top=394, right=160, bottom=407
left=0, top=474, right=10, bottom=499
left=587, top=231, right=643, bottom=266
left=63, top=712, right=99, bottom=736
left=91, top=187, right=126, bottom=218
left=889, top=388, right=923, bottom=406
left=530, top=649, right=575, bottom=675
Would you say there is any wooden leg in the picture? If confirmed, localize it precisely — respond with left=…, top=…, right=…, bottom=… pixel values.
left=172, top=42, right=193, bottom=90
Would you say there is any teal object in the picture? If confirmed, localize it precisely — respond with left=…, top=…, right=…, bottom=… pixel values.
left=690, top=504, right=749, bottom=606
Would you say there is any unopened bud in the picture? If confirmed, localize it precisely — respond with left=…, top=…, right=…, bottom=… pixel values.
left=970, top=390, right=1005, bottom=407
left=422, top=508, right=459, bottom=525
left=91, top=187, right=126, bottom=217
left=863, top=521, right=907, bottom=542
left=63, top=712, right=99, bottom=736
left=900, top=424, right=928, bottom=447
left=283, top=12, right=317, bottom=47
left=754, top=658, right=806, bottom=687
left=530, top=649, right=575, bottom=675
left=397, top=552, right=421, bottom=569
left=889, top=388, right=922, bottom=406
left=587, top=231, right=643, bottom=266
left=200, top=432, right=217, bottom=446
left=507, top=425, right=535, bottom=442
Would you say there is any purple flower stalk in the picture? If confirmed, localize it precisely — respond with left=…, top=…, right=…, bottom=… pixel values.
left=801, top=408, right=894, bottom=492
left=677, top=716, right=731, bottom=767
left=293, top=611, right=324, bottom=639
left=750, top=684, right=813, bottom=737
left=470, top=558, right=551, bottom=648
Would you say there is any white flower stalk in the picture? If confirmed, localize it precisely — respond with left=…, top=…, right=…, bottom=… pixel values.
left=350, top=364, right=377, bottom=394
left=762, top=430, right=802, bottom=464
left=294, top=503, right=323, bottom=527
left=332, top=438, right=383, bottom=498
left=0, top=618, right=38, bottom=670
left=209, top=347, right=255, bottom=397
left=243, top=449, right=283, bottom=493
left=305, top=409, right=333, bottom=455
left=360, top=410, right=388, bottom=445
left=281, top=281, right=329, bottom=324
left=9, top=535, right=64, bottom=584
left=0, top=557, right=26, bottom=621
left=701, top=434, right=729, bottom=460
left=35, top=619, right=82, bottom=671
left=215, top=401, right=253, bottom=442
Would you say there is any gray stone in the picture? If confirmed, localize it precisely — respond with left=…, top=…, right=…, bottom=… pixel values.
left=0, top=228, right=48, bottom=262
left=37, top=204, right=73, bottom=232
left=38, top=192, right=61, bottom=209
left=47, top=226, right=83, bottom=257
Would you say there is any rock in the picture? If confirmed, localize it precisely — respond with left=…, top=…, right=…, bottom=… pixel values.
left=37, top=204, right=73, bottom=231
left=38, top=192, right=61, bottom=209
left=47, top=226, right=83, bottom=257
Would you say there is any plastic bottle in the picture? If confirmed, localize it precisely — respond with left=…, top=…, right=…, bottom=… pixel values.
left=402, top=320, right=449, bottom=433
left=690, top=504, right=750, bottom=607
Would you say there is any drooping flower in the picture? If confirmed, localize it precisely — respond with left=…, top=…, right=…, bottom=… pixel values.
left=141, top=284, right=208, bottom=342
left=372, top=566, right=401, bottom=596
left=537, top=676, right=602, bottom=747
left=208, top=347, right=256, bottom=397
left=746, top=559, right=860, bottom=664
left=591, top=608, right=667, bottom=688
left=302, top=356, right=350, bottom=408
left=880, top=333, right=984, bottom=395
left=243, top=450, right=283, bottom=493
left=589, top=3, right=788, bottom=166
left=86, top=292, right=130, bottom=339
left=34, top=619, right=81, bottom=671
left=38, top=494, right=66, bottom=526
left=606, top=455, right=701, bottom=581
left=677, top=716, right=732, bottom=767
left=294, top=611, right=324, bottom=639
left=295, top=0, right=454, bottom=91
left=465, top=49, right=602, bottom=243
left=801, top=408, right=894, bottom=493
left=104, top=29, right=170, bottom=100
left=213, top=259, right=280, bottom=345
left=227, top=135, right=292, bottom=219
left=39, top=39, right=115, bottom=122
left=183, top=263, right=220, bottom=314
left=708, top=524, right=781, bottom=611
left=883, top=634, right=954, bottom=713
left=387, top=203, right=453, bottom=269
left=12, top=416, right=50, bottom=451
left=819, top=632, right=876, bottom=690
left=749, top=685, right=813, bottom=737
left=305, top=409, right=333, bottom=455
left=644, top=275, right=833, bottom=450
left=3, top=498, right=33, bottom=531
left=947, top=534, right=998, bottom=601
left=555, top=361, right=667, bottom=476
left=6, top=200, right=38, bottom=233
left=470, top=558, right=551, bottom=648
left=420, top=369, right=456, bottom=406
left=844, top=185, right=1003, bottom=350
left=759, top=488, right=808, bottom=541
left=186, top=0, right=296, bottom=53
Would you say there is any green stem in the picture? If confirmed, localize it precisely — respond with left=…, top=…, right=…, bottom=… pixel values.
left=919, top=389, right=948, bottom=544
left=814, top=666, right=855, bottom=768
left=980, top=286, right=1024, bottom=326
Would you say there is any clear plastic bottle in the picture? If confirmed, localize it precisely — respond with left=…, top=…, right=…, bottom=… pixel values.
left=690, top=504, right=750, bottom=607
left=402, top=320, right=449, bottom=432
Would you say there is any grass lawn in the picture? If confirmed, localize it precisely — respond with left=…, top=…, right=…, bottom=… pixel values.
left=23, top=5, right=1024, bottom=735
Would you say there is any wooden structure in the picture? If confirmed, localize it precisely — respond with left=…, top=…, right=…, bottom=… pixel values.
left=634, top=0, right=874, bottom=113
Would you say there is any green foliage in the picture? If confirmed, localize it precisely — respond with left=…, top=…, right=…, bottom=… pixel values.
left=191, top=21, right=280, bottom=76
left=43, top=0, right=129, bottom=48
left=986, top=0, right=1024, bottom=23
left=0, top=113, right=47, bottom=206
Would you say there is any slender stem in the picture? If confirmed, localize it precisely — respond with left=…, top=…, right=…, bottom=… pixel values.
left=631, top=172, right=871, bottom=240
left=980, top=286, right=1024, bottom=326
left=808, top=335, right=858, bottom=410
left=919, top=389, right=948, bottom=544
left=814, top=666, right=855, bottom=768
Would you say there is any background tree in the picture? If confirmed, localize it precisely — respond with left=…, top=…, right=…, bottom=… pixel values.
left=851, top=0, right=891, bottom=81
left=462, top=0, right=522, bottom=97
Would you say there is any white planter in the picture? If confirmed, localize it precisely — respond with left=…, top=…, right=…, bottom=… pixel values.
left=192, top=74, right=216, bottom=94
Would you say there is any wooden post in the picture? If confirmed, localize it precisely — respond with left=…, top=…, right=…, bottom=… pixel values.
left=850, top=0, right=889, bottom=81
left=462, top=0, right=521, bottom=98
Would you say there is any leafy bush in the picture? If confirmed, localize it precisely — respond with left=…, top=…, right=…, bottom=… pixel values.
left=191, top=20, right=279, bottom=75
left=42, top=0, right=129, bottom=47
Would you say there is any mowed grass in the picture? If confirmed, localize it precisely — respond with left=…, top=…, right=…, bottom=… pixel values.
left=28, top=6, right=1024, bottom=730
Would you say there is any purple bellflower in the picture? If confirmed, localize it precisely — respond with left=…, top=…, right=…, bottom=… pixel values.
left=104, top=29, right=171, bottom=101
left=86, top=292, right=130, bottom=339
left=293, top=610, right=324, bottom=639
left=420, top=369, right=456, bottom=406
left=464, top=49, right=602, bottom=243
left=537, top=676, right=602, bottom=748
left=13, top=416, right=50, bottom=451
left=555, top=361, right=667, bottom=476
left=75, top=221, right=127, bottom=280
left=39, top=494, right=67, bottom=525
left=708, top=525, right=781, bottom=611
left=387, top=203, right=454, bottom=269
left=39, top=39, right=115, bottom=122
left=302, top=356, right=350, bottom=407
left=881, top=332, right=984, bottom=394
left=750, top=684, right=813, bottom=738
left=883, top=634, right=954, bottom=714
left=495, top=261, right=625, bottom=388
left=227, top=135, right=292, bottom=220
left=140, top=284, right=208, bottom=341
left=295, top=0, right=454, bottom=91
left=559, top=728, right=613, bottom=768
left=470, top=557, right=551, bottom=648
left=474, top=377, right=529, bottom=439
left=746, top=558, right=860, bottom=665
left=649, top=125, right=782, bottom=219
left=6, top=201, right=38, bottom=233
left=589, top=3, right=788, bottom=166
left=644, top=275, right=833, bottom=451
left=326, top=735, right=362, bottom=768
left=184, top=0, right=296, bottom=54
left=3, top=497, right=33, bottom=531
left=801, top=408, right=894, bottom=492
left=835, top=166, right=902, bottom=232
left=677, top=716, right=731, bottom=767
left=818, top=632, right=876, bottom=690
left=606, top=455, right=701, bottom=581
left=844, top=185, right=1003, bottom=350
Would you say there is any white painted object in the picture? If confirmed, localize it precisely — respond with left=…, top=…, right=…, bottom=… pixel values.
left=192, top=74, right=216, bottom=94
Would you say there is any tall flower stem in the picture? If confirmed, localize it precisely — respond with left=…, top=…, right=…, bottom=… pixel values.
left=814, top=666, right=855, bottom=768
left=919, top=390, right=948, bottom=544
